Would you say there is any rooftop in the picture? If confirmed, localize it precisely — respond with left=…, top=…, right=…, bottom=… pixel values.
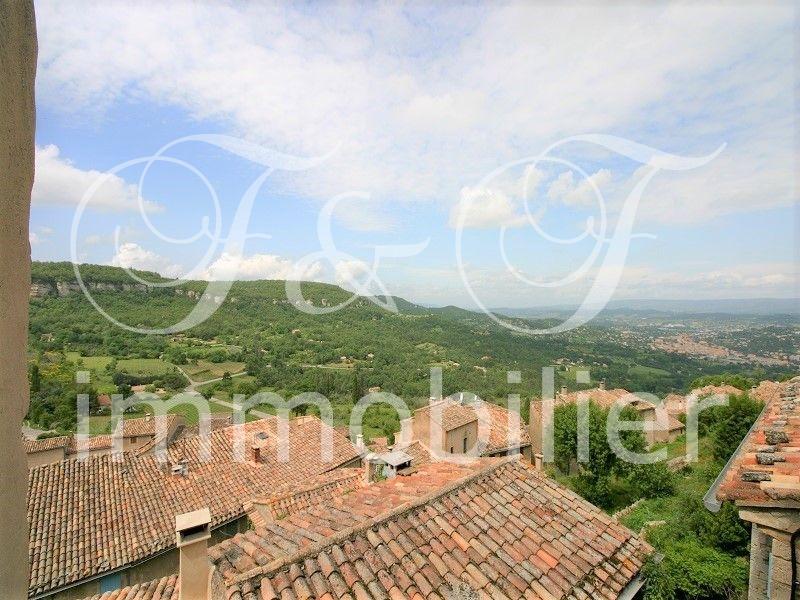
left=415, top=398, right=479, bottom=431
left=27, top=416, right=358, bottom=598
left=713, top=376, right=800, bottom=508
left=212, top=457, right=651, bottom=600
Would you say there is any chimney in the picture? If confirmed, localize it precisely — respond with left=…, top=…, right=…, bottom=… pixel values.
left=559, top=386, right=567, bottom=397
left=247, top=444, right=261, bottom=463
left=599, top=379, right=606, bottom=390
left=363, top=457, right=374, bottom=484
left=529, top=399, right=544, bottom=470
left=355, top=434, right=365, bottom=453
left=175, top=508, right=211, bottom=600
left=399, top=418, right=413, bottom=445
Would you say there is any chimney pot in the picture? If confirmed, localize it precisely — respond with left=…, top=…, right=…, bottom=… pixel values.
left=560, top=386, right=567, bottom=396
left=356, top=434, right=364, bottom=452
left=247, top=444, right=261, bottom=463
left=599, top=379, right=606, bottom=390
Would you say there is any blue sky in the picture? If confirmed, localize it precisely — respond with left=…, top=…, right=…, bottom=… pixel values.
left=30, top=1, right=798, bottom=308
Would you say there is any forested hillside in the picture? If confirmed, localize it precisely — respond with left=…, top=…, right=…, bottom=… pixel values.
left=27, top=261, right=792, bottom=434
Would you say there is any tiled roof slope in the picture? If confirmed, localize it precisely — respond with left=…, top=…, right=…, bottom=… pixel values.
left=414, top=398, right=531, bottom=453
left=23, top=415, right=183, bottom=459
left=480, top=401, right=531, bottom=453
left=249, top=467, right=364, bottom=524
left=115, top=414, right=183, bottom=438
left=555, top=388, right=630, bottom=410
left=83, top=575, right=178, bottom=600
left=23, top=435, right=72, bottom=453
left=215, top=457, right=652, bottom=600
left=690, top=384, right=743, bottom=398
left=716, top=376, right=800, bottom=507
left=27, top=416, right=359, bottom=598
left=415, top=399, right=479, bottom=431
left=396, top=440, right=436, bottom=467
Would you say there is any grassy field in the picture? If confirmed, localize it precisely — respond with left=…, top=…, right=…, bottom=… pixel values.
left=117, top=358, right=174, bottom=376
left=628, top=364, right=671, bottom=378
left=182, top=360, right=246, bottom=382
left=196, top=375, right=257, bottom=402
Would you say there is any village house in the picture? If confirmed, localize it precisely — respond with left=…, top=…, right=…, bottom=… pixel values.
left=553, top=384, right=685, bottom=446
left=23, top=414, right=185, bottom=468
left=86, top=455, right=653, bottom=600
left=27, top=415, right=360, bottom=599
left=704, top=376, right=800, bottom=600
left=391, top=394, right=532, bottom=464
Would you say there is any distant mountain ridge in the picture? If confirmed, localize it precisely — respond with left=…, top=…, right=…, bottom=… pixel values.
left=494, top=298, right=800, bottom=317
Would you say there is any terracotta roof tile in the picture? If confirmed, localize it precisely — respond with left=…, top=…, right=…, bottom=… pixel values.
left=27, top=416, right=359, bottom=597
left=216, top=457, right=651, bottom=599
left=82, top=574, right=178, bottom=600
left=716, top=376, right=800, bottom=507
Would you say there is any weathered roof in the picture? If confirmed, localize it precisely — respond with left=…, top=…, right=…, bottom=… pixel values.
left=415, top=399, right=479, bottom=431
left=82, top=575, right=178, bottom=600
left=213, top=457, right=651, bottom=600
left=27, top=416, right=359, bottom=598
left=23, top=415, right=184, bottom=460
left=395, top=440, right=436, bottom=467
left=23, top=435, right=73, bottom=454
left=480, top=400, right=531, bottom=453
left=555, top=388, right=632, bottom=410
left=690, top=384, right=743, bottom=398
left=248, top=467, right=364, bottom=526
left=714, top=376, right=800, bottom=507
left=415, top=398, right=531, bottom=453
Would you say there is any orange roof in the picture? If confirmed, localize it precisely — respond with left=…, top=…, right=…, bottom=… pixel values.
left=27, top=416, right=359, bottom=597
left=715, top=376, right=800, bottom=507
left=249, top=467, right=364, bottom=523
left=82, top=575, right=178, bottom=600
left=690, top=384, right=743, bottom=398
left=213, top=457, right=651, bottom=599
left=414, top=398, right=531, bottom=453
left=415, top=399, right=478, bottom=431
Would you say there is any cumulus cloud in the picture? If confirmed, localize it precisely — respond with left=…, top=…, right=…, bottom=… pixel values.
left=34, top=3, right=795, bottom=224
left=547, top=169, right=612, bottom=208
left=201, top=252, right=322, bottom=281
left=334, top=259, right=371, bottom=289
left=109, top=242, right=182, bottom=277
left=33, top=145, right=162, bottom=213
left=449, top=186, right=527, bottom=229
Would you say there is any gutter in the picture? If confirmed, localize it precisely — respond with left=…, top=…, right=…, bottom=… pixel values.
left=702, top=401, right=769, bottom=513
left=618, top=572, right=645, bottom=600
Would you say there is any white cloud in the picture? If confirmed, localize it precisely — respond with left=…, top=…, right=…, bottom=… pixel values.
left=449, top=186, right=527, bottom=229
left=109, top=242, right=182, bottom=277
left=547, top=169, right=612, bottom=208
left=35, top=3, right=795, bottom=224
left=29, top=232, right=41, bottom=245
left=33, top=145, right=162, bottom=212
left=334, top=259, right=370, bottom=288
left=201, top=252, right=322, bottom=281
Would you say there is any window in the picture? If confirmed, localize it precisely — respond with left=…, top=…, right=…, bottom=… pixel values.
left=100, top=572, right=122, bottom=593
left=463, top=437, right=468, bottom=452
left=450, top=446, right=454, bottom=454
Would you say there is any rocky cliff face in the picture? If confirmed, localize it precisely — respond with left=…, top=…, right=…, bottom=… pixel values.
left=30, top=280, right=153, bottom=297
left=28, top=279, right=215, bottom=302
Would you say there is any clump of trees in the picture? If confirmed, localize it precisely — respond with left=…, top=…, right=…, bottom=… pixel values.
left=551, top=401, right=675, bottom=510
